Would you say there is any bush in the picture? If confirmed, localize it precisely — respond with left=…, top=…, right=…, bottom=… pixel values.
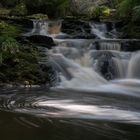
left=88, top=6, right=110, bottom=19
left=118, top=0, right=140, bottom=18
left=25, top=0, right=70, bottom=18
left=10, top=3, right=27, bottom=16
left=0, top=21, right=20, bottom=37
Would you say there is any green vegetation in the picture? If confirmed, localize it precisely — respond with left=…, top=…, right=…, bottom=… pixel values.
left=87, top=6, right=111, bottom=19
left=27, top=13, right=48, bottom=20
left=0, top=21, right=20, bottom=37
left=116, top=0, right=140, bottom=38
left=25, top=0, right=70, bottom=18
left=0, top=0, right=71, bottom=18
left=0, top=21, right=52, bottom=86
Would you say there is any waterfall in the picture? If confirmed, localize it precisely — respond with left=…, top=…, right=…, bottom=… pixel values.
left=24, top=19, right=140, bottom=89
left=31, top=20, right=49, bottom=35
left=50, top=53, right=107, bottom=89
left=90, top=22, right=107, bottom=39
left=90, top=50, right=131, bottom=79
left=99, top=42, right=121, bottom=51
left=127, top=52, right=140, bottom=79
left=90, top=22, right=118, bottom=39
left=47, top=37, right=137, bottom=89
left=25, top=20, right=63, bottom=38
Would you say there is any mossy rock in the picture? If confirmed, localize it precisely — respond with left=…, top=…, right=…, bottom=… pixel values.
left=27, top=13, right=48, bottom=20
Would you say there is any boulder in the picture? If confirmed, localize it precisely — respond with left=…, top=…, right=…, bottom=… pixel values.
left=62, top=18, right=91, bottom=35
left=26, top=35, right=56, bottom=49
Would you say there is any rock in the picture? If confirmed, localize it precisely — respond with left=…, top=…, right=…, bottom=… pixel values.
left=24, top=80, right=31, bottom=87
left=27, top=14, right=48, bottom=20
left=122, top=40, right=140, bottom=52
left=55, top=34, right=72, bottom=39
left=26, top=35, right=56, bottom=49
left=48, top=20, right=62, bottom=34
left=72, top=33, right=96, bottom=39
left=62, top=19, right=91, bottom=35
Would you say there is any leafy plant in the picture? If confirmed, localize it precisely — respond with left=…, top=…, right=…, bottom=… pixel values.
left=88, top=5, right=110, bottom=18
left=0, top=21, right=19, bottom=37
left=0, top=37, right=19, bottom=63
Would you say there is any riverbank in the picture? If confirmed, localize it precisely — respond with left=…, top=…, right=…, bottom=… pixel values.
left=0, top=20, right=57, bottom=87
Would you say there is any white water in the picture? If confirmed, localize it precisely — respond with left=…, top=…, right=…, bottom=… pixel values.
left=90, top=22, right=107, bottom=39
left=26, top=19, right=140, bottom=91
left=48, top=37, right=140, bottom=90
left=90, top=22, right=118, bottom=39
left=25, top=20, right=66, bottom=38
left=99, top=42, right=121, bottom=51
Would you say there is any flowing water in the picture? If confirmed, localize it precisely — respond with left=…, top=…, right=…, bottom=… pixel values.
left=0, top=20, right=140, bottom=140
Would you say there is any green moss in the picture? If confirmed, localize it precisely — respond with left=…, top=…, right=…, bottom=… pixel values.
left=27, top=13, right=48, bottom=20
left=87, top=6, right=111, bottom=19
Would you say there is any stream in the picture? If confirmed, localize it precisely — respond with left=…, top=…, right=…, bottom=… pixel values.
left=0, top=20, right=140, bottom=140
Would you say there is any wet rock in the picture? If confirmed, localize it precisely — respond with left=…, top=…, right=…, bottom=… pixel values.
left=122, top=41, right=140, bottom=52
left=26, top=35, right=56, bottom=49
left=72, top=33, right=96, bottom=39
left=55, top=34, right=72, bottom=39
left=62, top=19, right=91, bottom=35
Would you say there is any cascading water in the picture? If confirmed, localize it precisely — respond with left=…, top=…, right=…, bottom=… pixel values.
left=99, top=42, right=121, bottom=51
left=127, top=52, right=140, bottom=78
left=0, top=19, right=139, bottom=140
left=90, top=22, right=107, bottom=39
left=24, top=19, right=64, bottom=38
left=23, top=19, right=140, bottom=91
left=90, top=22, right=118, bottom=39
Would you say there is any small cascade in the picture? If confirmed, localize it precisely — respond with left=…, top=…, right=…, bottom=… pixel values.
left=23, top=19, right=140, bottom=88
left=50, top=53, right=107, bottom=89
left=90, top=22, right=107, bottom=39
left=99, top=42, right=121, bottom=51
left=48, top=37, right=135, bottom=88
left=25, top=20, right=63, bottom=37
left=31, top=20, right=49, bottom=35
left=90, top=50, right=131, bottom=79
left=90, top=22, right=118, bottom=39
left=127, top=52, right=140, bottom=79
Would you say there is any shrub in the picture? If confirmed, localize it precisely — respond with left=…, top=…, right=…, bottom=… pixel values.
left=10, top=3, right=27, bottom=16
left=118, top=0, right=140, bottom=18
left=88, top=6, right=110, bottom=19
left=0, top=21, right=20, bottom=37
